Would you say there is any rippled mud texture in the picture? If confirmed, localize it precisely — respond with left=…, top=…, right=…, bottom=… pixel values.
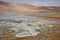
left=0, top=15, right=60, bottom=40
left=0, top=16, right=45, bottom=40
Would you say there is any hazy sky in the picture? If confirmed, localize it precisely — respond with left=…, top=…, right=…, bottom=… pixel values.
left=1, top=0, right=60, bottom=6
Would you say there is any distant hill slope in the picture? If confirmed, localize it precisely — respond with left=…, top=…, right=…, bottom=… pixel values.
left=0, top=1, right=38, bottom=13
left=0, top=1, right=60, bottom=14
left=0, top=1, right=9, bottom=5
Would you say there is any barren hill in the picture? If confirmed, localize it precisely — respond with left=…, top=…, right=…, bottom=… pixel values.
left=0, top=1, right=60, bottom=14
left=0, top=1, right=38, bottom=14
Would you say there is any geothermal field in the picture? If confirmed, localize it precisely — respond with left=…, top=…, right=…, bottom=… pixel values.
left=0, top=1, right=60, bottom=40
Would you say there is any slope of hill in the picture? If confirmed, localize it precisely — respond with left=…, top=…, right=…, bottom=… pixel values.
left=0, top=1, right=60, bottom=14
left=0, top=1, right=38, bottom=14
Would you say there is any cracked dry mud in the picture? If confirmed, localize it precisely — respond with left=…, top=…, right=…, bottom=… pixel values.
left=0, top=15, right=60, bottom=40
